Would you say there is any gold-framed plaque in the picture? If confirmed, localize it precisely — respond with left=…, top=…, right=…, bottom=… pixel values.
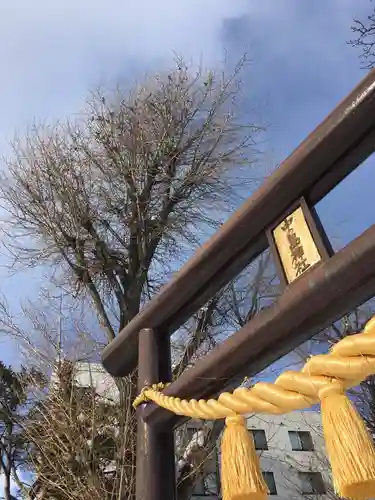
left=272, top=206, right=322, bottom=284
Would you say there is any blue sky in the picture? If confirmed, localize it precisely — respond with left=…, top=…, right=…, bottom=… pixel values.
left=0, top=0, right=375, bottom=366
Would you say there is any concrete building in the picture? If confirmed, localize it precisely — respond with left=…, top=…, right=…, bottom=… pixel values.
left=64, top=363, right=334, bottom=499
left=50, top=361, right=118, bottom=402
left=251, top=411, right=332, bottom=500
left=190, top=411, right=334, bottom=500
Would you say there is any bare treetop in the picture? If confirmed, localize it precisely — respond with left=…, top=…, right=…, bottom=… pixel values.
left=350, top=2, right=375, bottom=69
left=0, top=56, right=270, bottom=500
left=0, top=57, right=263, bottom=342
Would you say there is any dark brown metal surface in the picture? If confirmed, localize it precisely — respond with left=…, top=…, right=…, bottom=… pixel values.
left=307, top=203, right=334, bottom=258
left=136, top=329, right=176, bottom=500
left=143, top=224, right=375, bottom=429
left=102, top=69, right=375, bottom=377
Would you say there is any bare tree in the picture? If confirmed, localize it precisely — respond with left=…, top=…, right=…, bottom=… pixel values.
left=0, top=363, right=43, bottom=500
left=350, top=1, right=375, bottom=69
left=281, top=456, right=339, bottom=500
left=173, top=252, right=278, bottom=498
left=0, top=56, right=262, bottom=338
left=22, top=358, right=133, bottom=500
left=0, top=250, right=277, bottom=500
left=0, top=56, right=270, bottom=499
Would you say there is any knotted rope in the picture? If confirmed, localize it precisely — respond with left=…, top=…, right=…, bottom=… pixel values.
left=134, top=316, right=375, bottom=500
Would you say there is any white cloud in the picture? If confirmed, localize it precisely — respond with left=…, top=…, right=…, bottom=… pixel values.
left=0, top=0, right=373, bottom=354
left=0, top=0, right=253, bottom=359
left=0, top=0, right=370, bottom=144
left=0, top=0, right=250, bottom=142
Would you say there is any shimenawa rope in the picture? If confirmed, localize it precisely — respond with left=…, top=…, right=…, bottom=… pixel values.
left=134, top=316, right=375, bottom=500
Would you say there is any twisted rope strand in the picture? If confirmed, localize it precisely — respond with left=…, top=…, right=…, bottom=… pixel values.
left=133, top=316, right=375, bottom=420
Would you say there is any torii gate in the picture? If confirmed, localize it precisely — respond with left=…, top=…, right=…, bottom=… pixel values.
left=102, top=68, right=375, bottom=500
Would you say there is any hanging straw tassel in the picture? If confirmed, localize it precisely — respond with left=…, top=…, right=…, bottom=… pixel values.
left=220, top=415, right=269, bottom=500
left=320, top=383, right=375, bottom=499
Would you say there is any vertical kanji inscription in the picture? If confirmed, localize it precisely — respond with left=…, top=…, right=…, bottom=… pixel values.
left=273, top=207, right=321, bottom=283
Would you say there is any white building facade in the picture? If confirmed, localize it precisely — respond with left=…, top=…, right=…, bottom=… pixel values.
left=190, top=411, right=334, bottom=500
left=184, top=411, right=337, bottom=500
left=246, top=412, right=332, bottom=499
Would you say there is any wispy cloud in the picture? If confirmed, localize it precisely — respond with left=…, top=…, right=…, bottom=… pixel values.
left=0, top=0, right=250, bottom=141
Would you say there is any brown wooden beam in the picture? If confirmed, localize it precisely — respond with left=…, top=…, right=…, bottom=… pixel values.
left=142, top=224, right=375, bottom=429
left=136, top=329, right=176, bottom=500
left=102, top=69, right=375, bottom=378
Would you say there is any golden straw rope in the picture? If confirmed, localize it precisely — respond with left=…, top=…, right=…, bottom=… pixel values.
left=133, top=316, right=375, bottom=419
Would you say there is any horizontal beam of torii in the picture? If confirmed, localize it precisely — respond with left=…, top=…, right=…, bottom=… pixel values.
left=102, top=68, right=375, bottom=378
left=143, top=223, right=375, bottom=428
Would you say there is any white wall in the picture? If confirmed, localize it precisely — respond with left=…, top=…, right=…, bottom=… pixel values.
left=191, top=411, right=333, bottom=500
left=247, top=412, right=332, bottom=500
left=50, top=361, right=120, bottom=402
left=73, top=362, right=119, bottom=402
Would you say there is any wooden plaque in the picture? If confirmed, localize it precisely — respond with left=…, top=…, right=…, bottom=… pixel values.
left=272, top=205, right=323, bottom=284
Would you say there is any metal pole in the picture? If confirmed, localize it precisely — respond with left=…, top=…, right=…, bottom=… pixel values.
left=136, top=328, right=176, bottom=500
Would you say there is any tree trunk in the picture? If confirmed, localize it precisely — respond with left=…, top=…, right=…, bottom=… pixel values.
left=3, top=471, right=12, bottom=500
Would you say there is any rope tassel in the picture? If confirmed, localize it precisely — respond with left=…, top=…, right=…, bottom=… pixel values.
left=320, top=384, right=375, bottom=499
left=221, top=415, right=268, bottom=500
left=133, top=315, right=375, bottom=500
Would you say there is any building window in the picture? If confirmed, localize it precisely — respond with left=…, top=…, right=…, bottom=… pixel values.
left=251, top=429, right=268, bottom=450
left=298, top=472, right=326, bottom=494
left=263, top=472, right=277, bottom=495
left=192, top=473, right=218, bottom=496
left=289, top=430, right=314, bottom=451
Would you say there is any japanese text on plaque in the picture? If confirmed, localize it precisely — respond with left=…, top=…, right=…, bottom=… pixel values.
left=272, top=207, right=322, bottom=284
